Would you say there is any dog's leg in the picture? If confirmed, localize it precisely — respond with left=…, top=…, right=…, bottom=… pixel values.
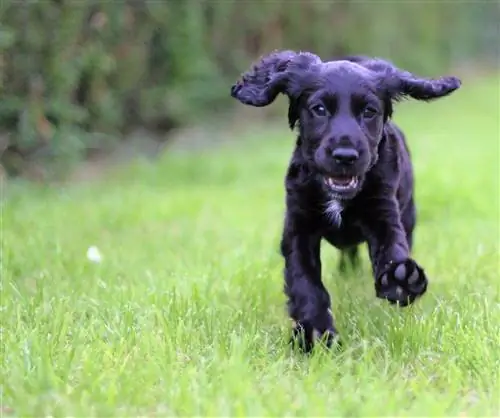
left=338, top=246, right=360, bottom=274
left=401, top=197, right=416, bottom=251
left=363, top=197, right=428, bottom=306
left=281, top=226, right=340, bottom=352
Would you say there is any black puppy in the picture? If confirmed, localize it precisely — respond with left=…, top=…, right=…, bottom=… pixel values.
left=230, top=50, right=461, bottom=351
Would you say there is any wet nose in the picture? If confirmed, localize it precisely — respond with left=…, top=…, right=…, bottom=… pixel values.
left=332, top=147, right=359, bottom=165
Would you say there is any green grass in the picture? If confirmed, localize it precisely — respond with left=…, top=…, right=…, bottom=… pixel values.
left=2, top=75, right=500, bottom=417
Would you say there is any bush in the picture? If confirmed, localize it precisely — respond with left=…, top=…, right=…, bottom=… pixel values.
left=0, top=1, right=497, bottom=178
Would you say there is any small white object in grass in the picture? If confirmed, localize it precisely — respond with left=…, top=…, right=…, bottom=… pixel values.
left=86, top=246, right=102, bottom=263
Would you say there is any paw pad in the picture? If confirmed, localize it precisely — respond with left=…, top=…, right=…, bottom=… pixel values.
left=376, top=259, right=428, bottom=306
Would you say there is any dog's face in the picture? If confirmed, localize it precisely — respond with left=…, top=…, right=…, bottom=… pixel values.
left=290, top=63, right=387, bottom=199
left=230, top=50, right=461, bottom=200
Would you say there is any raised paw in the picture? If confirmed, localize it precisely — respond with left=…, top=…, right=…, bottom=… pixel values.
left=375, top=259, right=428, bottom=306
left=290, top=319, right=341, bottom=353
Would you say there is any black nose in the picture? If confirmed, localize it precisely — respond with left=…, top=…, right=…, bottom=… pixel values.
left=332, top=148, right=359, bottom=165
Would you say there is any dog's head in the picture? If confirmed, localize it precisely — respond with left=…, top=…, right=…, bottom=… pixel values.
left=231, top=50, right=461, bottom=200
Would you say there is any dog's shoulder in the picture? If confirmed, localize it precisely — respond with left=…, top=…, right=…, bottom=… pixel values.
left=284, top=146, right=310, bottom=188
left=361, top=120, right=414, bottom=209
left=376, top=121, right=411, bottom=166
left=383, top=120, right=406, bottom=144
left=284, top=143, right=332, bottom=218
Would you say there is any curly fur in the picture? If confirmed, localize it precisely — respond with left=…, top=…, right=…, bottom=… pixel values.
left=230, top=50, right=461, bottom=352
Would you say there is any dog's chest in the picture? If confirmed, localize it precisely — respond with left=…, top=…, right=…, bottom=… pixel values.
left=324, top=198, right=344, bottom=227
left=321, top=199, right=366, bottom=248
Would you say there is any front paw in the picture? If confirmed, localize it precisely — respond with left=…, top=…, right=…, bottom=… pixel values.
left=375, top=259, right=428, bottom=306
left=290, top=316, right=341, bottom=353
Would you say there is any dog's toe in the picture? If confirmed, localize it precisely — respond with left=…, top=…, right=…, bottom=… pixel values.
left=407, top=268, right=420, bottom=285
left=313, top=328, right=342, bottom=350
left=394, top=263, right=406, bottom=280
left=380, top=273, right=389, bottom=286
left=375, top=259, right=428, bottom=306
left=291, top=321, right=341, bottom=353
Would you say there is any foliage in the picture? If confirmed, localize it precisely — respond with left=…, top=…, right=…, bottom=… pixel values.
left=0, top=1, right=498, bottom=177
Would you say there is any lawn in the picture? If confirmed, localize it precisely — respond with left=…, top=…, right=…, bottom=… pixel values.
left=2, top=75, right=499, bottom=417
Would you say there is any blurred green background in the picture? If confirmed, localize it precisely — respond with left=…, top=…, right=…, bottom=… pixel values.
left=0, top=0, right=498, bottom=180
left=2, top=3, right=500, bottom=415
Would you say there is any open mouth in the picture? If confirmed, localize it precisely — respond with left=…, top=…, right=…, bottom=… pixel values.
left=324, top=176, right=359, bottom=192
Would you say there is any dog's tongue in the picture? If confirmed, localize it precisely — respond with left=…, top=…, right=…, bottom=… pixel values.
left=331, top=176, right=352, bottom=186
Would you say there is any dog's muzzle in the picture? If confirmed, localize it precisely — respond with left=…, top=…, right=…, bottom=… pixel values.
left=323, top=176, right=359, bottom=193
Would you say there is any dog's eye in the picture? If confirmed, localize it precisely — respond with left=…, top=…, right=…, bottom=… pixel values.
left=362, top=106, right=378, bottom=119
left=311, top=104, right=327, bottom=117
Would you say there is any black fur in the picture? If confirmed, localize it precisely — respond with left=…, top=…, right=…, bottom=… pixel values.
left=230, top=50, right=461, bottom=352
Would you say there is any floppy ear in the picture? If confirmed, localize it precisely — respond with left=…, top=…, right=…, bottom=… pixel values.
left=366, top=58, right=462, bottom=102
left=287, top=98, right=300, bottom=130
left=230, top=50, right=322, bottom=107
left=384, top=71, right=461, bottom=102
